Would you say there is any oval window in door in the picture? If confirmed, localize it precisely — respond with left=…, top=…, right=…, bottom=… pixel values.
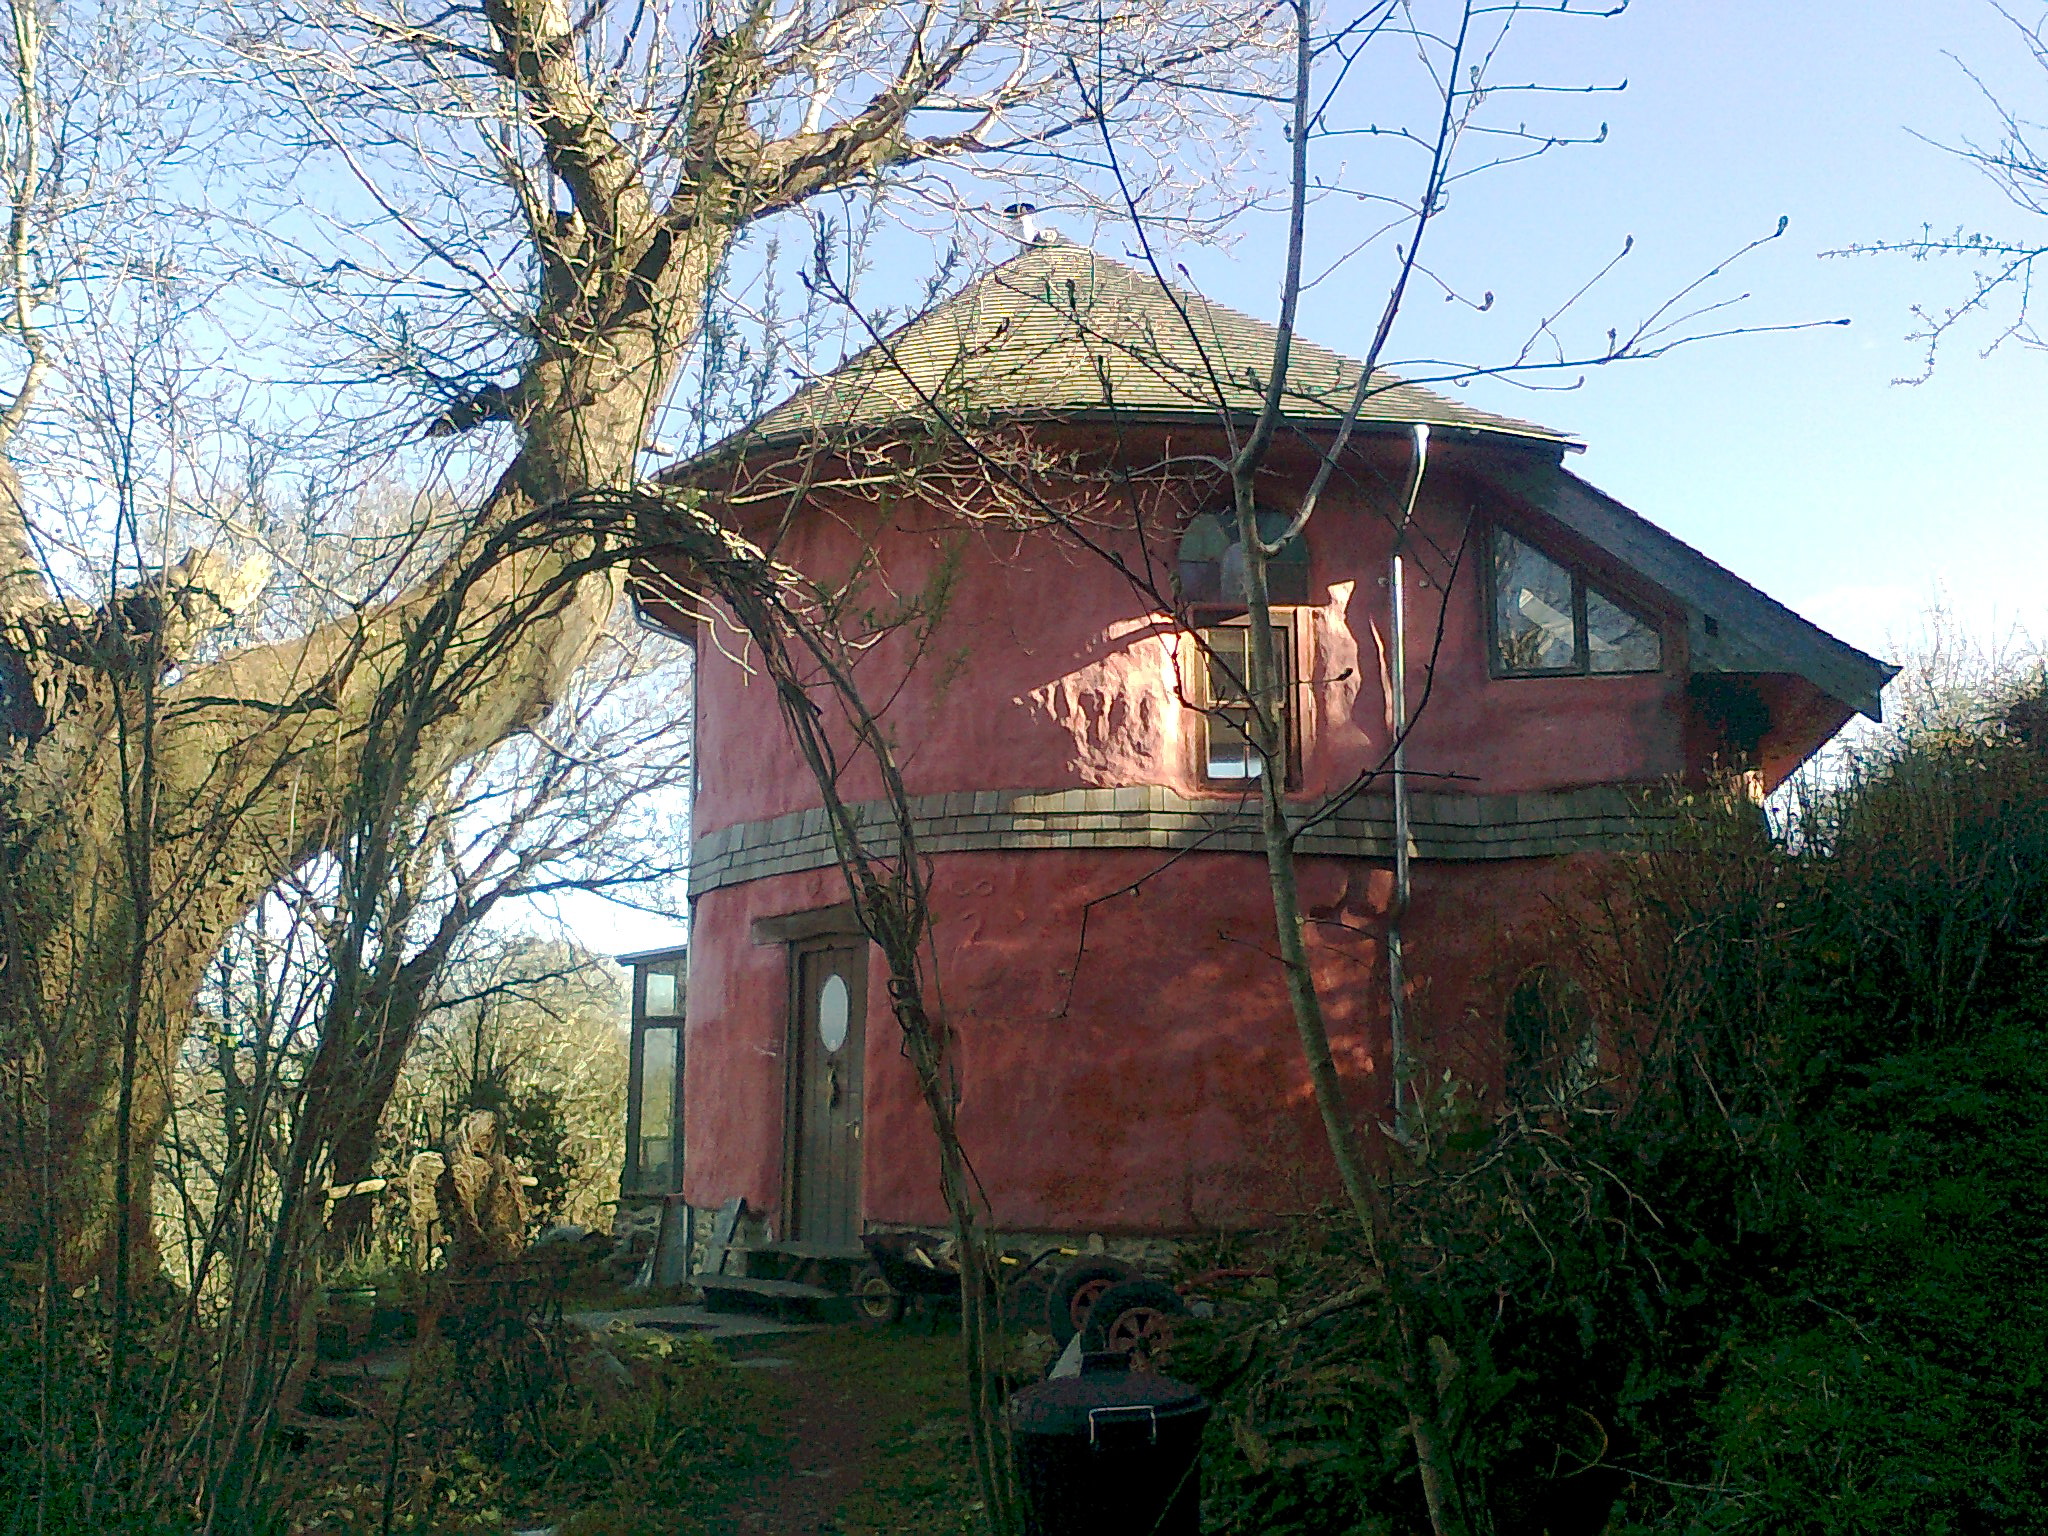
left=818, top=973, right=850, bottom=1053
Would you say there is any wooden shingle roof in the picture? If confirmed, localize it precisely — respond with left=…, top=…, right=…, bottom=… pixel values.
left=674, top=237, right=1895, bottom=726
left=717, top=236, right=1576, bottom=453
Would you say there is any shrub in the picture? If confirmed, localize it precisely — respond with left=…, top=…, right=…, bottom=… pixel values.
left=1185, top=703, right=2048, bottom=1535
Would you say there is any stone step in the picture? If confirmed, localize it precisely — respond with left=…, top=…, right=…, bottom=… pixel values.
left=701, top=1274, right=839, bottom=1301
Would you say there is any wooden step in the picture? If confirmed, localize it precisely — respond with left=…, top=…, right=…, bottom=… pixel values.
left=759, top=1240, right=868, bottom=1263
left=700, top=1275, right=838, bottom=1301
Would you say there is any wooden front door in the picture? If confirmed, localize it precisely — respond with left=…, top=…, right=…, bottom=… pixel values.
left=787, top=942, right=866, bottom=1246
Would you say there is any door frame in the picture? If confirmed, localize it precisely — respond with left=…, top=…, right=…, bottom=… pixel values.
left=779, top=931, right=869, bottom=1245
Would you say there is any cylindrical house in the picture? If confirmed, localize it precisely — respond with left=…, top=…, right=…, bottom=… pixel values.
left=626, top=238, right=1892, bottom=1277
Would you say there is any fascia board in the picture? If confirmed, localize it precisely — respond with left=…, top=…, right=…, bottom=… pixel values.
left=1479, top=454, right=1898, bottom=721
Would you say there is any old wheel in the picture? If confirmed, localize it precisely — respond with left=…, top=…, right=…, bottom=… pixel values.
left=1046, top=1256, right=1138, bottom=1345
left=1080, top=1278, right=1188, bottom=1370
left=851, top=1262, right=903, bottom=1326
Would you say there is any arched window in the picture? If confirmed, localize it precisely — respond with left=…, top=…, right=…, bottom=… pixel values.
left=1178, top=510, right=1310, bottom=784
left=1502, top=967, right=1599, bottom=1110
left=1176, top=509, right=1311, bottom=607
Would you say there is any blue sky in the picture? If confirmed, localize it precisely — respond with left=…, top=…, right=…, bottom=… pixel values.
left=1167, top=0, right=2048, bottom=666
left=547, top=0, right=2048, bottom=956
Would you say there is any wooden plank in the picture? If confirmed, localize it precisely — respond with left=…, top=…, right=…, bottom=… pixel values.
left=751, top=902, right=862, bottom=946
left=765, top=1239, right=868, bottom=1262
left=653, top=1199, right=692, bottom=1286
left=698, top=1196, right=744, bottom=1279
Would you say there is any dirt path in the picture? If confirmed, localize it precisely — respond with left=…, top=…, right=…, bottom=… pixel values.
left=717, top=1325, right=976, bottom=1536
left=728, top=1342, right=879, bottom=1534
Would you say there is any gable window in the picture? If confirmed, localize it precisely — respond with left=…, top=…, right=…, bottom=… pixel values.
left=1491, top=528, right=1663, bottom=677
left=626, top=952, right=685, bottom=1195
left=1196, top=616, right=1296, bottom=783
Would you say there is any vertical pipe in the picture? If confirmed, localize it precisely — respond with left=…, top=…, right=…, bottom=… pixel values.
left=1387, top=423, right=1429, bottom=1129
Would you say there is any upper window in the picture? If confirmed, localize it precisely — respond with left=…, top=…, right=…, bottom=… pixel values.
left=1196, top=616, right=1296, bottom=783
left=1178, top=509, right=1311, bottom=607
left=645, top=968, right=680, bottom=1017
left=1491, top=529, right=1663, bottom=678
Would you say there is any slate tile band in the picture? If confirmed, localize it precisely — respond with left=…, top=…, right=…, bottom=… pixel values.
left=689, top=785, right=1671, bottom=897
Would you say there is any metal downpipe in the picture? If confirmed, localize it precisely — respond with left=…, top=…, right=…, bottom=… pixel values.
left=1388, top=422, right=1429, bottom=1130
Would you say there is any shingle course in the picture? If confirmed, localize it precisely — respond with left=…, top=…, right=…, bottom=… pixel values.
left=696, top=239, right=1572, bottom=458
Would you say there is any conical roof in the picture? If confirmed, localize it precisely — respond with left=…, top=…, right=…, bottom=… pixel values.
left=709, top=237, right=1574, bottom=456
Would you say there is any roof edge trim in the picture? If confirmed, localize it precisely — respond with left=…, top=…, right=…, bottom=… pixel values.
left=1481, top=455, right=1898, bottom=721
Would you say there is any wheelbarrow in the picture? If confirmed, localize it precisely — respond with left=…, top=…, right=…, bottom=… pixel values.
left=856, top=1231, right=1072, bottom=1329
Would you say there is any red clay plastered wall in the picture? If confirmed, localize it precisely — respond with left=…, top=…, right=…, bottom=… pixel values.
left=682, top=849, right=1598, bottom=1235
left=681, top=442, right=1695, bottom=1235
left=690, top=464, right=1695, bottom=850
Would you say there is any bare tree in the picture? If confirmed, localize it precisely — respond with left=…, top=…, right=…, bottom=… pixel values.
left=1833, top=2, right=2048, bottom=378
left=0, top=0, right=1278, bottom=1291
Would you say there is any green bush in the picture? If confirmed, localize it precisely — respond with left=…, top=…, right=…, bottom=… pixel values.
left=1186, top=710, right=2048, bottom=1535
left=0, top=1282, right=216, bottom=1535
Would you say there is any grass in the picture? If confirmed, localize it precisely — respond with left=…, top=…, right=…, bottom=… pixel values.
left=777, top=1326, right=983, bottom=1536
left=272, top=1315, right=990, bottom=1535
left=3, top=1280, right=992, bottom=1535
left=277, top=1327, right=783, bottom=1535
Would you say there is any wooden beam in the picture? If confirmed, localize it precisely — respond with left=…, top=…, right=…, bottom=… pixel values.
left=751, top=902, right=864, bottom=945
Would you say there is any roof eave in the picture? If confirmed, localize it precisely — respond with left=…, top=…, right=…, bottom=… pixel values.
left=616, top=942, right=689, bottom=965
left=667, top=407, right=1578, bottom=484
left=1477, top=453, right=1898, bottom=722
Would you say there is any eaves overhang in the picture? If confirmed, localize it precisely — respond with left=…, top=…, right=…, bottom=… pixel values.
left=1477, top=450, right=1898, bottom=721
left=664, top=408, right=1578, bottom=489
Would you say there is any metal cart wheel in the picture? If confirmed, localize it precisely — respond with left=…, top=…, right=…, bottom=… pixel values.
left=851, top=1261, right=904, bottom=1326
left=1045, top=1256, right=1139, bottom=1345
left=1080, top=1278, right=1188, bottom=1370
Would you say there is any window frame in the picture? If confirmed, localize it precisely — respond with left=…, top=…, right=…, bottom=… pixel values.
left=1190, top=611, right=1301, bottom=789
left=1486, top=525, right=1665, bottom=681
left=624, top=956, right=686, bottom=1196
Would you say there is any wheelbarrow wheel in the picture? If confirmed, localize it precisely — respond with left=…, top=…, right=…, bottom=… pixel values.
left=1080, top=1278, right=1187, bottom=1370
left=851, top=1261, right=903, bottom=1327
left=1045, top=1256, right=1139, bottom=1346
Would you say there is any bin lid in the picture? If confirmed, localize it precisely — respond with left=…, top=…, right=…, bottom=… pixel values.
left=1010, top=1361, right=1208, bottom=1439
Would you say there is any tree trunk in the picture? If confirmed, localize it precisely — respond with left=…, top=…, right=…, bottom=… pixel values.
left=314, top=986, right=434, bottom=1264
left=1231, top=479, right=1472, bottom=1536
left=0, top=223, right=727, bottom=1284
left=0, top=0, right=1047, bottom=1295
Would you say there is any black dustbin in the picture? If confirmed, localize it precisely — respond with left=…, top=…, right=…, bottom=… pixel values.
left=1010, top=1352, right=1211, bottom=1536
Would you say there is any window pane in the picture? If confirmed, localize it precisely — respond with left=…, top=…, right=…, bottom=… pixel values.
left=644, top=968, right=679, bottom=1017
left=1202, top=625, right=1264, bottom=780
left=1207, top=710, right=1259, bottom=779
left=1205, top=625, right=1250, bottom=705
left=638, top=1136, right=673, bottom=1192
left=1494, top=531, right=1577, bottom=673
left=637, top=1026, right=678, bottom=1189
left=1585, top=587, right=1662, bottom=674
